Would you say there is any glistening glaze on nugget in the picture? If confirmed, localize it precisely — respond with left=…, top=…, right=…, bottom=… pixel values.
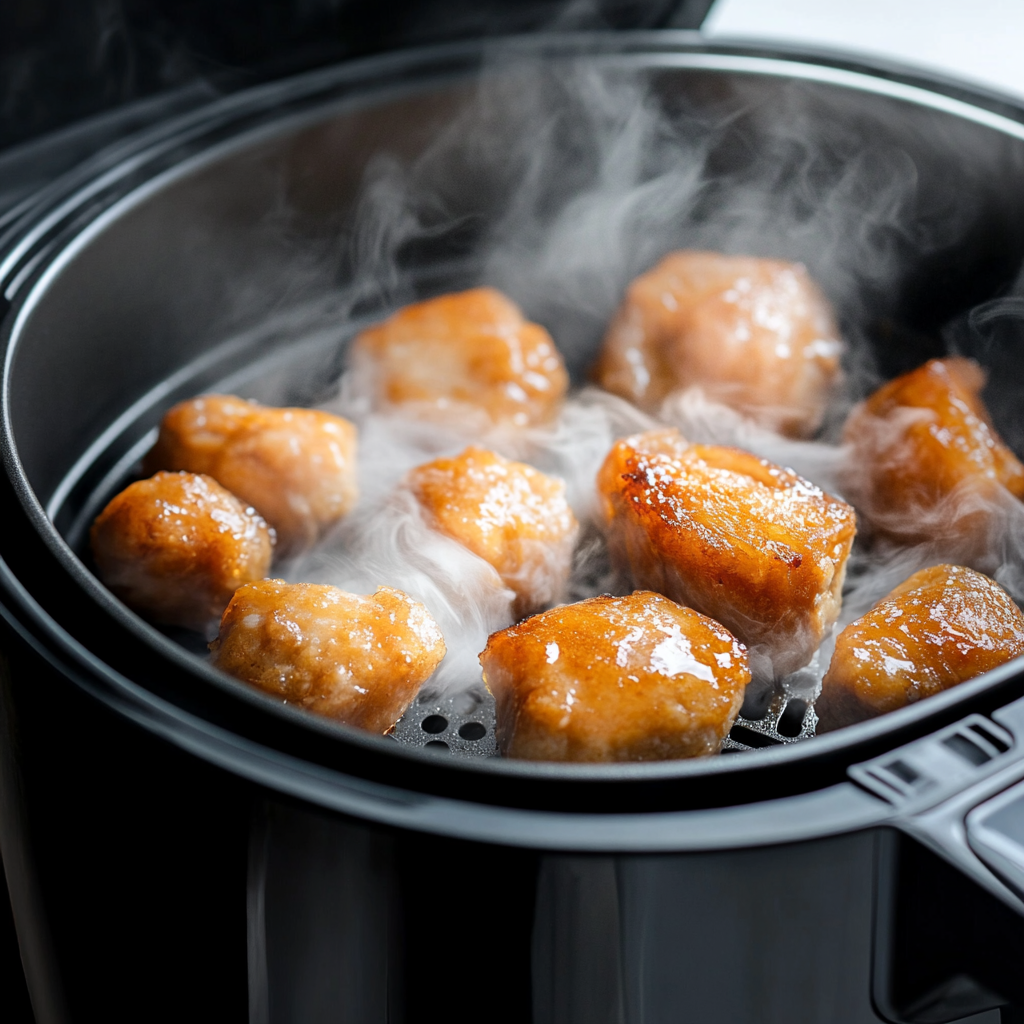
left=598, top=429, right=856, bottom=676
left=146, top=394, right=358, bottom=555
left=817, top=564, right=1024, bottom=730
left=351, top=287, right=568, bottom=428
left=406, top=446, right=578, bottom=616
left=480, top=591, right=750, bottom=762
left=842, top=358, right=1024, bottom=542
left=210, top=580, right=446, bottom=732
left=90, top=471, right=273, bottom=634
left=594, top=252, right=842, bottom=437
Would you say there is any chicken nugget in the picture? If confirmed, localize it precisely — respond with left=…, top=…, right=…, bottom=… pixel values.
left=817, top=564, right=1024, bottom=730
left=210, top=580, right=446, bottom=732
left=90, top=471, right=273, bottom=633
left=351, top=287, right=568, bottom=428
left=598, top=429, right=856, bottom=675
left=480, top=591, right=750, bottom=762
left=842, top=357, right=1024, bottom=542
left=593, top=251, right=842, bottom=436
left=146, top=394, right=358, bottom=555
left=406, top=446, right=578, bottom=616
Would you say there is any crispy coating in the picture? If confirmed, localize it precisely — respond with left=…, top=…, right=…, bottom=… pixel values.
left=593, top=251, right=843, bottom=437
left=90, top=471, right=273, bottom=633
left=406, top=446, right=579, bottom=616
left=598, top=429, right=857, bottom=676
left=210, top=580, right=446, bottom=732
left=842, top=358, right=1024, bottom=542
left=480, top=591, right=750, bottom=762
left=351, top=287, right=568, bottom=428
left=817, top=564, right=1024, bottom=731
left=145, top=394, right=358, bottom=555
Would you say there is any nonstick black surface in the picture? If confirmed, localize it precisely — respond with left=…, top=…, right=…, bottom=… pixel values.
left=6, top=37, right=1024, bottom=812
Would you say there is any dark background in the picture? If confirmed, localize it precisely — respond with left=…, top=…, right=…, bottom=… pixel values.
left=0, top=3, right=712, bottom=1021
left=0, top=0, right=713, bottom=152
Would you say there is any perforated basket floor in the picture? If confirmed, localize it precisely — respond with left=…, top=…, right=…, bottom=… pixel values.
left=390, top=684, right=817, bottom=759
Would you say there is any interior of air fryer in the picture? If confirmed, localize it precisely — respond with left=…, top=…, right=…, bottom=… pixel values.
left=39, top=56, right=1024, bottom=760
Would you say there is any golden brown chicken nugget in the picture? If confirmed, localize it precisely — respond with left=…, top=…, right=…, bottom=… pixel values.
left=351, top=287, right=568, bottom=428
left=90, top=471, right=273, bottom=633
left=210, top=580, right=446, bottom=732
left=480, top=591, right=750, bottom=762
left=842, top=358, right=1024, bottom=542
left=817, top=564, right=1024, bottom=730
left=598, top=429, right=856, bottom=676
left=406, top=446, right=579, bottom=616
left=146, top=395, right=358, bottom=555
left=593, top=251, right=842, bottom=437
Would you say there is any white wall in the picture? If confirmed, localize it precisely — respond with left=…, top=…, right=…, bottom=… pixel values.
left=703, top=0, right=1024, bottom=99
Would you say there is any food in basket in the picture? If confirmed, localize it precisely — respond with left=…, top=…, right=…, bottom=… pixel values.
left=593, top=251, right=842, bottom=437
left=405, top=446, right=578, bottom=616
left=597, top=428, right=856, bottom=676
left=351, top=287, right=568, bottom=428
left=90, top=471, right=273, bottom=634
left=816, top=563, right=1024, bottom=730
left=841, top=357, right=1024, bottom=543
left=146, top=394, right=358, bottom=556
left=94, top=250, right=1024, bottom=753
left=210, top=579, right=446, bottom=732
left=480, top=590, right=750, bottom=762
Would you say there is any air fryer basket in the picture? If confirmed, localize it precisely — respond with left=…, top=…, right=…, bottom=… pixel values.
left=12, top=34, right=1024, bottom=1024
left=8, top=33, right=1024, bottom=820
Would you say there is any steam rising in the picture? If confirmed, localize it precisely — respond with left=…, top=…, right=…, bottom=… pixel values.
left=282, top=51, right=1024, bottom=704
left=664, top=387, right=1024, bottom=702
left=293, top=390, right=654, bottom=693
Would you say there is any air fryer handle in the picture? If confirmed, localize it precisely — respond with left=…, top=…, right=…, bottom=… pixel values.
left=883, top=695, right=1024, bottom=916
left=862, top=695, right=1024, bottom=1023
left=965, top=780, right=1024, bottom=903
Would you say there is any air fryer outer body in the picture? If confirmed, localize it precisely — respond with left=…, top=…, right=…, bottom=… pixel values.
left=5, top=35, right=1024, bottom=1024
left=4, top=628, right=1022, bottom=1024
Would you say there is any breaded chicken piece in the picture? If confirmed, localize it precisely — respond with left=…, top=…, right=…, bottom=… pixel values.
left=598, top=429, right=857, bottom=676
left=593, top=251, right=843, bottom=437
left=406, top=446, right=578, bottom=616
left=90, top=471, right=273, bottom=633
left=817, top=564, right=1024, bottom=731
left=145, top=395, right=358, bottom=556
left=350, top=287, right=568, bottom=428
left=842, top=358, right=1024, bottom=542
left=480, top=591, right=750, bottom=762
left=210, top=580, right=446, bottom=732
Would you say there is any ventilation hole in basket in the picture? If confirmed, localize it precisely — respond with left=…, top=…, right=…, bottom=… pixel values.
left=777, top=699, right=808, bottom=738
left=721, top=747, right=745, bottom=755
left=729, top=724, right=782, bottom=748
left=458, top=722, right=487, bottom=741
left=421, top=715, right=448, bottom=734
left=424, top=740, right=450, bottom=753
